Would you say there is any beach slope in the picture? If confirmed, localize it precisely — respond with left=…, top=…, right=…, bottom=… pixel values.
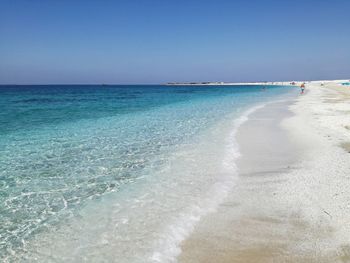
left=179, top=81, right=350, bottom=262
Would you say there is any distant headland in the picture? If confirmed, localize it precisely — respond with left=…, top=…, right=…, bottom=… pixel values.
left=165, top=81, right=297, bottom=86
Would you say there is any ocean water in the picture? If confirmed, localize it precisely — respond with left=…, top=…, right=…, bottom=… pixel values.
left=0, top=85, right=296, bottom=262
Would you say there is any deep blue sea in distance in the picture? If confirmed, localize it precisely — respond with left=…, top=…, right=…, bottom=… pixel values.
left=0, top=84, right=297, bottom=261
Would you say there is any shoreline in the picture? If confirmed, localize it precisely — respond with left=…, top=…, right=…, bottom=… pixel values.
left=179, top=99, right=302, bottom=262
left=179, top=81, right=350, bottom=262
left=4, top=86, right=293, bottom=262
left=2, top=81, right=349, bottom=261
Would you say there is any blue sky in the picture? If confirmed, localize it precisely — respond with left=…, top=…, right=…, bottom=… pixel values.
left=0, top=0, right=349, bottom=84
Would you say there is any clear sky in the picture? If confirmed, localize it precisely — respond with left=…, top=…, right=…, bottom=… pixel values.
left=0, top=0, right=349, bottom=84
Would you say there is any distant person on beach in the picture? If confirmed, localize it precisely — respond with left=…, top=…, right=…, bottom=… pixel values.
left=300, top=83, right=305, bottom=94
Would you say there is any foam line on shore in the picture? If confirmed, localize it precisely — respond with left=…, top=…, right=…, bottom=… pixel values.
left=151, top=104, right=267, bottom=262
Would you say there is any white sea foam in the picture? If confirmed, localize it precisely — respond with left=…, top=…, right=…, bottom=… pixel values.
left=12, top=103, right=269, bottom=263
left=149, top=104, right=267, bottom=263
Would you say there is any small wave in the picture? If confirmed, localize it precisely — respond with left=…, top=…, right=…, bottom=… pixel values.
left=149, top=104, right=266, bottom=263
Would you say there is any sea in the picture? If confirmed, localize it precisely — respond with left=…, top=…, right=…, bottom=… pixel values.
left=0, top=84, right=296, bottom=262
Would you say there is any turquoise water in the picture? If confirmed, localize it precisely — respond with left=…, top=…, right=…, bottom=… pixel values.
left=0, top=85, right=296, bottom=261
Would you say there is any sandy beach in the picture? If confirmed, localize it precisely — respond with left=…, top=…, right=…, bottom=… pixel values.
left=179, top=80, right=350, bottom=262
left=2, top=1, right=350, bottom=261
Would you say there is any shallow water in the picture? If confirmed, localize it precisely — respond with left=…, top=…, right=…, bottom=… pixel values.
left=0, top=85, right=296, bottom=261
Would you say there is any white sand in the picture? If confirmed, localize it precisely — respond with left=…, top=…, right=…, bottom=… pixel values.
left=280, top=81, right=350, bottom=259
left=179, top=80, right=350, bottom=262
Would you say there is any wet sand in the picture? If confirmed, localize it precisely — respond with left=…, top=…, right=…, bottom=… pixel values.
left=179, top=100, right=310, bottom=263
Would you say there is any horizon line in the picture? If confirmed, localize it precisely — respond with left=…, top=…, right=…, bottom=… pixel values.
left=0, top=78, right=348, bottom=86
